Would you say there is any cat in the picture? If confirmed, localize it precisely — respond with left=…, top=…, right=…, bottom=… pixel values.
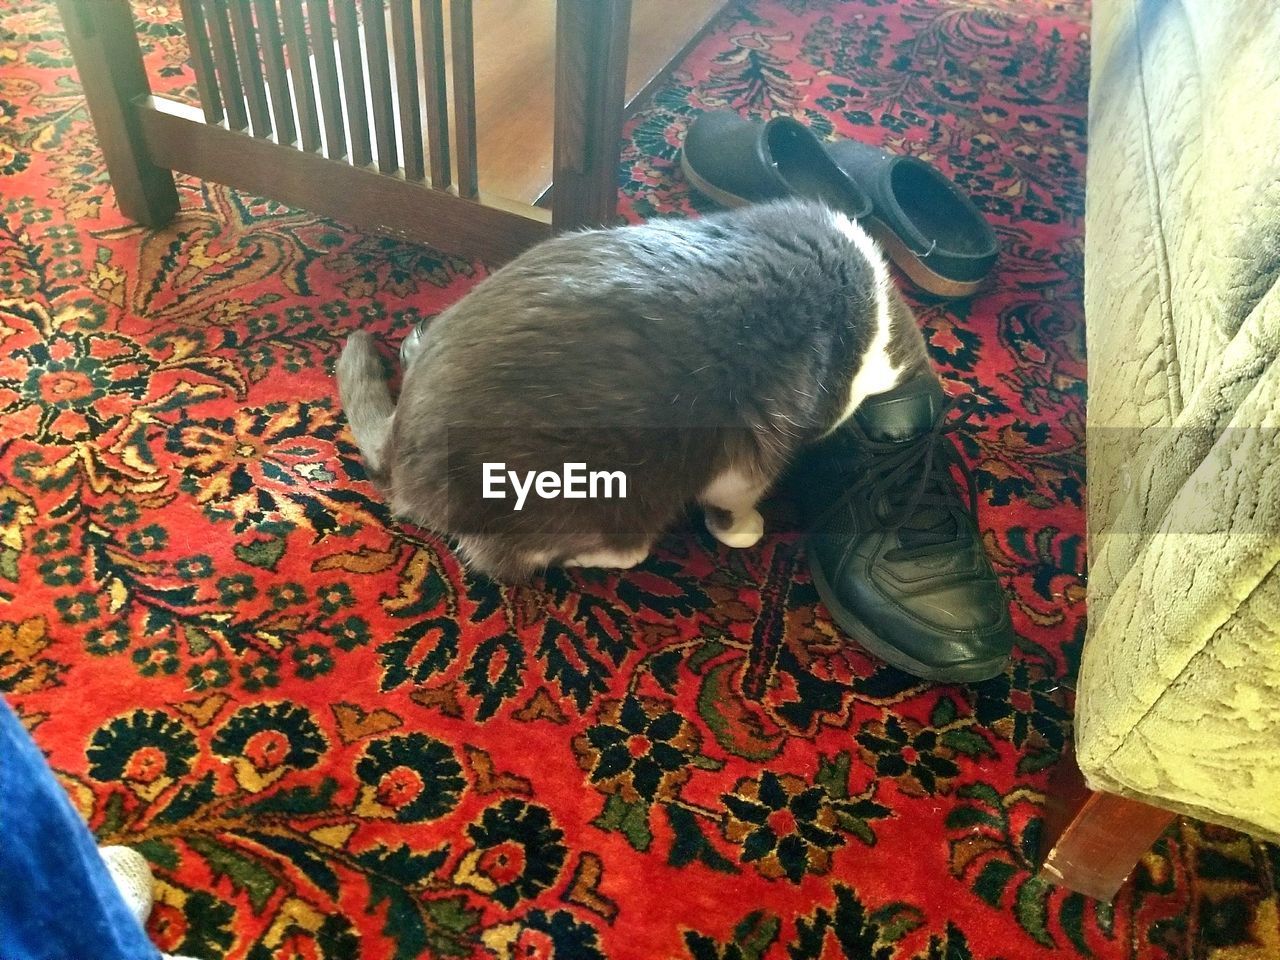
left=336, top=198, right=931, bottom=581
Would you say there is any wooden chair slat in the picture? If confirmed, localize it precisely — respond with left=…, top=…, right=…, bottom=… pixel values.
left=306, top=0, right=346, bottom=159
left=419, top=0, right=450, bottom=189
left=207, top=0, right=249, bottom=130
left=360, top=0, right=398, bottom=173
left=279, top=0, right=321, bottom=152
left=253, top=0, right=297, bottom=145
left=334, top=0, right=372, bottom=166
left=450, top=0, right=478, bottom=198
left=388, top=0, right=424, bottom=182
left=178, top=0, right=224, bottom=123
left=228, top=0, right=273, bottom=138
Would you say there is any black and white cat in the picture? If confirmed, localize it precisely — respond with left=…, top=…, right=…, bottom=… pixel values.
left=337, top=199, right=932, bottom=580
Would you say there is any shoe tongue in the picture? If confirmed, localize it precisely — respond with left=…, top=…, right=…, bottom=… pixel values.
left=898, top=505, right=960, bottom=550
left=854, top=374, right=946, bottom=443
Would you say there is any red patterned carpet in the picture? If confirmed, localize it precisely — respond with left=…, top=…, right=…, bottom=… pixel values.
left=2, top=1, right=1278, bottom=958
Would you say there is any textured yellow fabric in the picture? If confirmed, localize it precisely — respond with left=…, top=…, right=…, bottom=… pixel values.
left=1079, top=0, right=1280, bottom=840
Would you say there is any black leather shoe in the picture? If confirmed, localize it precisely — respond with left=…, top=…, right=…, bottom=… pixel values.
left=790, top=373, right=1014, bottom=682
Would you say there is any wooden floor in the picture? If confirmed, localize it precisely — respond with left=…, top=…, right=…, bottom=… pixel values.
left=450, top=0, right=724, bottom=204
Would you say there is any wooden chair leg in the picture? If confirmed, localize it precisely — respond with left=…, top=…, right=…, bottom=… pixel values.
left=56, top=0, right=179, bottom=225
left=551, top=0, right=631, bottom=231
left=1037, top=745, right=1177, bottom=900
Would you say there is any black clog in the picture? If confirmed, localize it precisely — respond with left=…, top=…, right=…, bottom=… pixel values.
left=826, top=139, right=997, bottom=298
left=679, top=111, right=873, bottom=220
left=681, top=111, right=997, bottom=298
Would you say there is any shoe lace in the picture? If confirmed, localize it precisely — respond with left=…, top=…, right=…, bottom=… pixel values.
left=814, top=393, right=980, bottom=561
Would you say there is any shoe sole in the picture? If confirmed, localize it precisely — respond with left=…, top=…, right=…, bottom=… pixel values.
left=680, top=150, right=986, bottom=300
left=804, top=543, right=1009, bottom=684
left=680, top=149, right=757, bottom=210
left=860, top=216, right=987, bottom=300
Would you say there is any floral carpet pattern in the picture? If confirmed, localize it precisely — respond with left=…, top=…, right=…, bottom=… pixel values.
left=1, top=1, right=1277, bottom=958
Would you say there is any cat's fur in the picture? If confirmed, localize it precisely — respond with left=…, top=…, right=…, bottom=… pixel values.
left=337, top=199, right=931, bottom=580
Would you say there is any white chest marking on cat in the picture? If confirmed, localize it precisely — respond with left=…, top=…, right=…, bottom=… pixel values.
left=827, top=211, right=902, bottom=433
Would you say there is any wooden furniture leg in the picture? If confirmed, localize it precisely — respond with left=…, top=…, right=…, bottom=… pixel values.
left=551, top=0, right=632, bottom=231
left=1037, top=745, right=1177, bottom=900
left=56, top=0, right=179, bottom=225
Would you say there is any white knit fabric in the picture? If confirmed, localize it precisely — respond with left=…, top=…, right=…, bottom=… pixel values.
left=98, top=845, right=153, bottom=925
left=99, top=845, right=205, bottom=959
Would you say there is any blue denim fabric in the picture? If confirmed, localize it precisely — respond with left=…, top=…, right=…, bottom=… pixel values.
left=0, top=697, right=162, bottom=960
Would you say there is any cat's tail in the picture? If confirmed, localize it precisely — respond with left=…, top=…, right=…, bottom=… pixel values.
left=337, top=331, right=395, bottom=482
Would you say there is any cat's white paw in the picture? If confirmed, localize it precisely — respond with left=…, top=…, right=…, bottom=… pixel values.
left=564, top=546, right=649, bottom=569
left=706, top=508, right=764, bottom=548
